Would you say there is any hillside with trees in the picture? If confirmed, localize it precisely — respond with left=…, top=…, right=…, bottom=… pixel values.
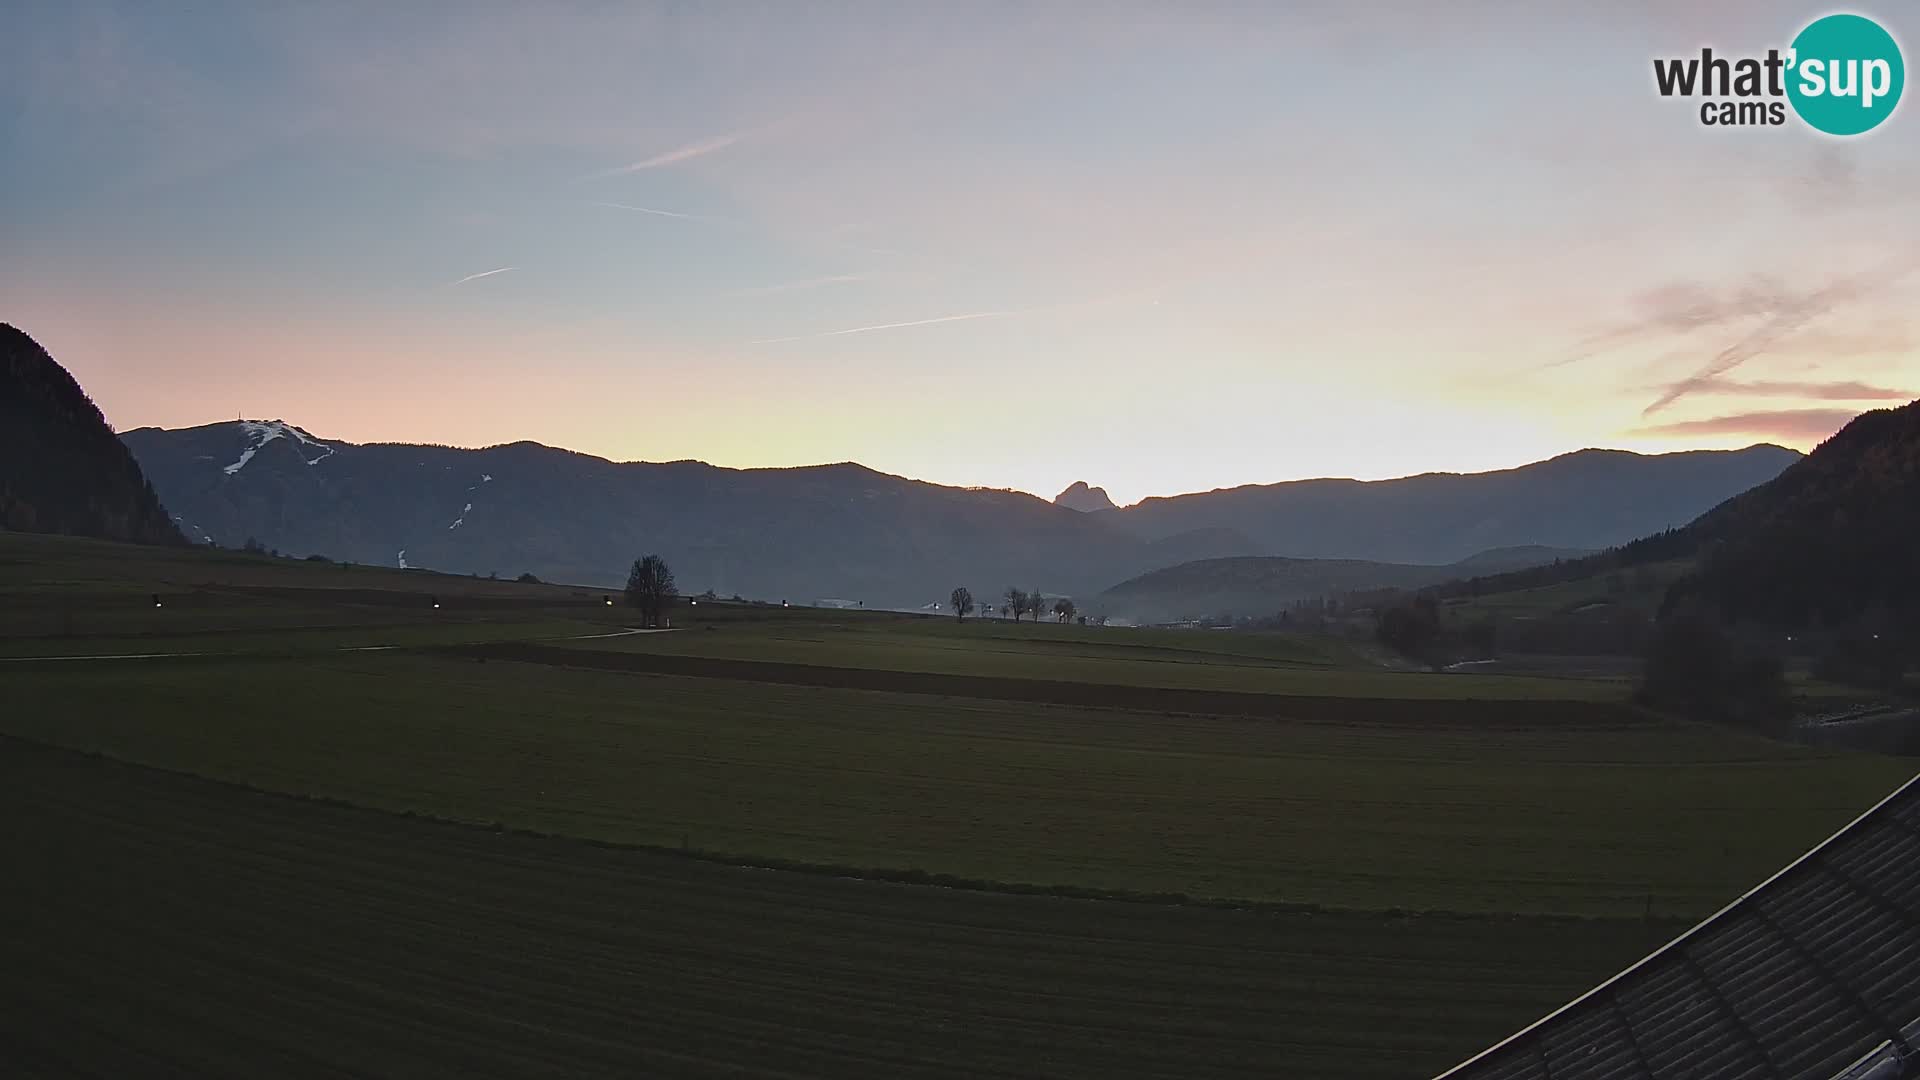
left=1097, top=547, right=1592, bottom=624
left=1434, top=399, right=1920, bottom=637
left=0, top=324, right=182, bottom=546
left=1673, top=400, right=1920, bottom=632
left=1374, top=401, right=1920, bottom=716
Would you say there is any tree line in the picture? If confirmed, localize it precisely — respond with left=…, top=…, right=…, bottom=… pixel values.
left=949, top=586, right=1076, bottom=624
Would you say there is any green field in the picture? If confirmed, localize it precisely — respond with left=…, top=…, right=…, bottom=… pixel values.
left=6, top=649, right=1907, bottom=917
left=3, top=531, right=1913, bottom=1077
left=570, top=614, right=1629, bottom=700
left=0, top=530, right=628, bottom=645
left=0, top=741, right=1678, bottom=1079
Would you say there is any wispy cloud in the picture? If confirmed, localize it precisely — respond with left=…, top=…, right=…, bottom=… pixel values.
left=1685, top=378, right=1915, bottom=401
left=1548, top=278, right=1813, bottom=371
left=590, top=201, right=702, bottom=221
left=449, top=266, right=516, bottom=286
left=584, top=133, right=739, bottom=179
left=728, top=273, right=870, bottom=296
left=1640, top=263, right=1912, bottom=416
left=1551, top=267, right=1911, bottom=378
left=1633, top=408, right=1859, bottom=444
left=1759, top=325, right=1913, bottom=359
left=1602, top=280, right=1794, bottom=345
left=748, top=309, right=1011, bottom=344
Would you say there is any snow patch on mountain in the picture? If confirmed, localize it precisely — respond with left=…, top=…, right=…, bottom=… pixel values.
left=223, top=420, right=335, bottom=475
left=448, top=502, right=472, bottom=530
left=397, top=549, right=409, bottom=569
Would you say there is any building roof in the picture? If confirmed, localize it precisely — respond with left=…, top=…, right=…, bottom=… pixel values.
left=1436, top=774, right=1920, bottom=1080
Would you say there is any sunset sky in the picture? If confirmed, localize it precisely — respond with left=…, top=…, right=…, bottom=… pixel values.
left=4, top=2, right=1917, bottom=504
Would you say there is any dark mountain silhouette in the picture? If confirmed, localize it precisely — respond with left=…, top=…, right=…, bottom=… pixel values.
left=1432, top=400, right=1920, bottom=633
left=122, top=422, right=1161, bottom=603
left=124, top=421, right=1795, bottom=604
left=1099, top=546, right=1592, bottom=623
left=1107, top=446, right=1800, bottom=564
left=1054, top=481, right=1118, bottom=513
left=0, top=324, right=181, bottom=545
left=1674, top=399, right=1920, bottom=630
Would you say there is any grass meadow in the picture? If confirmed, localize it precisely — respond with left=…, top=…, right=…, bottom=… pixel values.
left=3, top=531, right=1912, bottom=1076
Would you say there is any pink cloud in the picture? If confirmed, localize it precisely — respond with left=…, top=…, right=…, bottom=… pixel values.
left=1634, top=408, right=1860, bottom=444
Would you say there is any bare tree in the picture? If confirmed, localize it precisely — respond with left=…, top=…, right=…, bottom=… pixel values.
left=1053, top=597, right=1076, bottom=623
left=950, top=586, right=974, bottom=622
left=1005, top=587, right=1027, bottom=622
left=625, top=554, right=677, bottom=628
left=1028, top=586, right=1045, bottom=621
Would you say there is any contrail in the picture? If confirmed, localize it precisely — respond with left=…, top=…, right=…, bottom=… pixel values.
left=450, top=266, right=516, bottom=286
left=585, top=133, right=739, bottom=179
left=1642, top=307, right=1821, bottom=415
left=591, top=201, right=699, bottom=220
left=749, top=310, right=1012, bottom=345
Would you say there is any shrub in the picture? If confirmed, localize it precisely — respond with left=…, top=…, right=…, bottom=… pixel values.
left=1636, top=610, right=1791, bottom=734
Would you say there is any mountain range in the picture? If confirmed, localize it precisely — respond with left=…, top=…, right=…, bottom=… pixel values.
left=4, top=321, right=1901, bottom=637
left=1097, top=445, right=1801, bottom=564
left=121, top=417, right=1797, bottom=606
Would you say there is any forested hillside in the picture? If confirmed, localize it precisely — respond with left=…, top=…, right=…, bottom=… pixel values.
left=0, top=324, right=182, bottom=546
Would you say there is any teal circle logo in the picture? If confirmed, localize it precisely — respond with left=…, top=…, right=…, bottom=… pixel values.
left=1787, top=14, right=1904, bottom=135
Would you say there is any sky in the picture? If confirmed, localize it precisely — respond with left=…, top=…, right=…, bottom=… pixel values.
left=3, top=1, right=1918, bottom=505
